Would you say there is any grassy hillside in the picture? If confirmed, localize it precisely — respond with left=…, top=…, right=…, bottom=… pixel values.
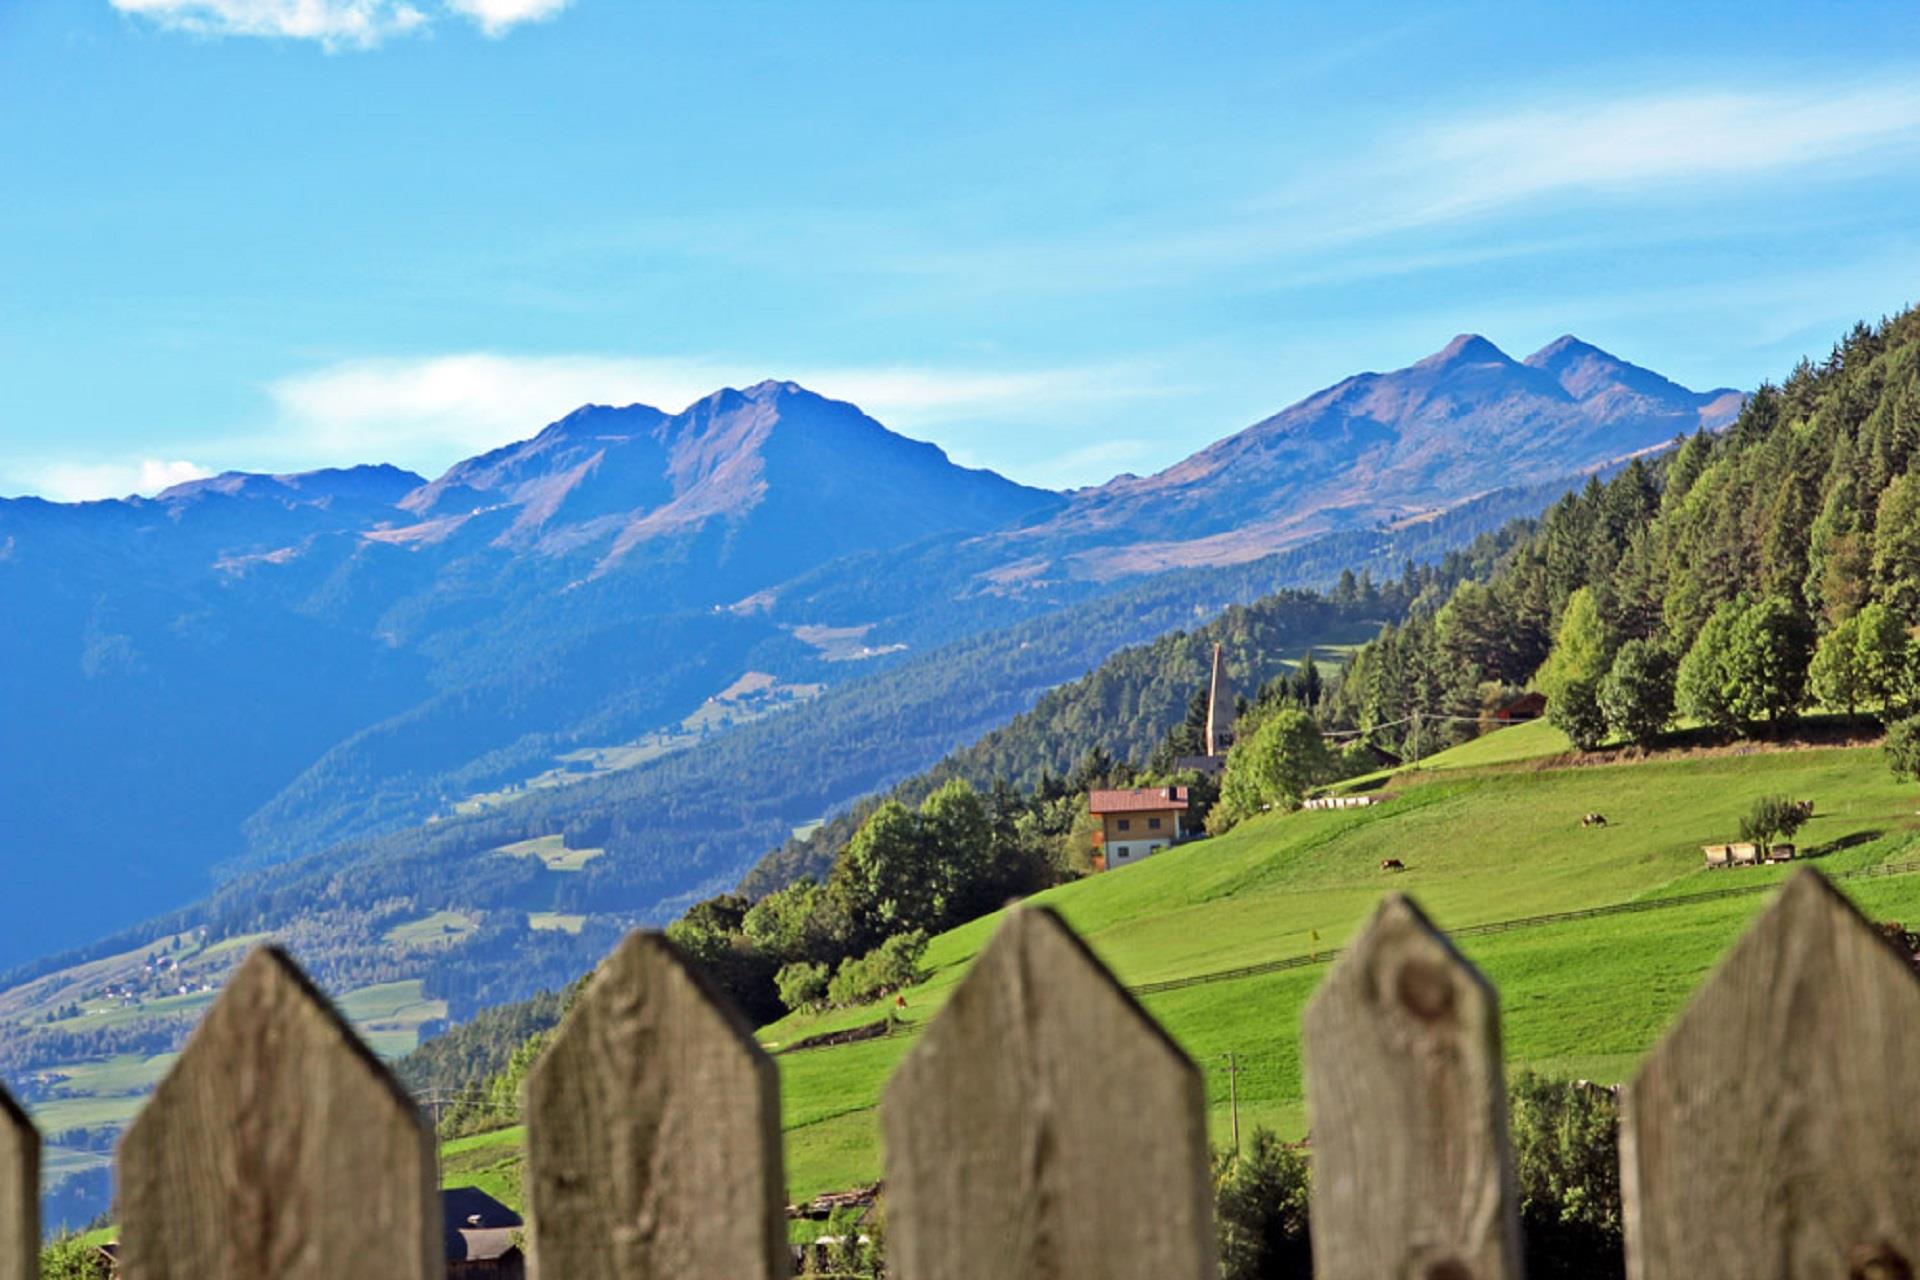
left=441, top=724, right=1920, bottom=1207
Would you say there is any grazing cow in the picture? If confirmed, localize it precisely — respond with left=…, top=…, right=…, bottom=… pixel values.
left=1581, top=813, right=1608, bottom=827
left=1380, top=858, right=1406, bottom=872
left=1793, top=799, right=1815, bottom=820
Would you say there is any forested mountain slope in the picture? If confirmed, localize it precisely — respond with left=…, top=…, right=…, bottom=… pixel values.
left=737, top=520, right=1522, bottom=895
left=1338, top=310, right=1920, bottom=758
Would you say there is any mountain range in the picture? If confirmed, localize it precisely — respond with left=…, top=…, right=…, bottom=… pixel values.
left=0, top=335, right=1738, bottom=967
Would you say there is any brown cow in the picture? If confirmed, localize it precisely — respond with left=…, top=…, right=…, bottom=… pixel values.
left=1581, top=813, right=1608, bottom=827
left=1380, top=858, right=1406, bottom=872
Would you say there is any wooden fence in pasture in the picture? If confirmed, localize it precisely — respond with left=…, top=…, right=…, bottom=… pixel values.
left=2, top=867, right=1918, bottom=1279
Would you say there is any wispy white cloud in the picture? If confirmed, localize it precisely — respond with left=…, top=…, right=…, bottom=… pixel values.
left=1289, top=82, right=1920, bottom=237
left=259, top=351, right=1153, bottom=473
left=10, top=458, right=213, bottom=503
left=842, top=79, right=1920, bottom=301
left=108, top=0, right=567, bottom=49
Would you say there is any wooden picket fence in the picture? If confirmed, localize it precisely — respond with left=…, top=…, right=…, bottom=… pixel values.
left=2, top=867, right=1918, bottom=1279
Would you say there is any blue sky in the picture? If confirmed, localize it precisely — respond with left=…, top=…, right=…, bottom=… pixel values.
left=6, top=1, right=1920, bottom=500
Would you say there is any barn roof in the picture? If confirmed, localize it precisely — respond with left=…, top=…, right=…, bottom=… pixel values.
left=443, top=1186, right=523, bottom=1262
left=1088, top=786, right=1189, bottom=814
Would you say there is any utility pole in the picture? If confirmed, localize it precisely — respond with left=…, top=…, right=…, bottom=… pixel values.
left=1411, top=708, right=1422, bottom=767
left=1226, top=1051, right=1240, bottom=1157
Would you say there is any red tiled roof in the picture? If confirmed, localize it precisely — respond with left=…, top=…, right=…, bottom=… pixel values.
left=1088, top=786, right=1189, bottom=814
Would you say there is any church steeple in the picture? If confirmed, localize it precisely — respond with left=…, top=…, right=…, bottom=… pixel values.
left=1204, top=642, right=1236, bottom=757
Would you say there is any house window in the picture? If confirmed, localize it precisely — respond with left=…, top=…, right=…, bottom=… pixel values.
left=1118, top=818, right=1131, bottom=831
left=1148, top=817, right=1162, bottom=830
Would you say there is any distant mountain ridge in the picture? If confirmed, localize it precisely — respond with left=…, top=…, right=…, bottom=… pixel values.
left=0, top=336, right=1738, bottom=967
left=386, top=383, right=1061, bottom=581
left=994, top=333, right=1741, bottom=581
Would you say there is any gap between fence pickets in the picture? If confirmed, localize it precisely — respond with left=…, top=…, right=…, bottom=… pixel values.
left=4, top=868, right=1917, bottom=1280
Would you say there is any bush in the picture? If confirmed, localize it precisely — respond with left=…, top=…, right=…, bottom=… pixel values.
left=1509, top=1072, right=1623, bottom=1279
left=1887, top=715, right=1920, bottom=785
left=826, top=930, right=928, bottom=1006
left=40, top=1235, right=108, bottom=1280
left=1204, top=1079, right=1626, bottom=1280
left=775, top=960, right=830, bottom=1013
left=1213, top=1129, right=1312, bottom=1280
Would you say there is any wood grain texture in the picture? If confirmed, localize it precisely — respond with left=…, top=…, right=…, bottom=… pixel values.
left=116, top=946, right=438, bottom=1280
left=1624, top=869, right=1920, bottom=1280
left=1302, top=894, right=1522, bottom=1280
left=0, top=1086, right=36, bottom=1280
left=524, top=930, right=786, bottom=1280
left=880, top=905, right=1217, bottom=1280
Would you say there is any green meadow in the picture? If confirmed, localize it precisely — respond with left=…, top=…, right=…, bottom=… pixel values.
left=443, top=724, right=1920, bottom=1207
left=490, top=834, right=605, bottom=872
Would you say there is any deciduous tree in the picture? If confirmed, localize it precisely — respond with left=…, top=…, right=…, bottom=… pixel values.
left=1537, top=587, right=1612, bottom=750
left=1598, top=638, right=1674, bottom=747
left=1676, top=600, right=1741, bottom=732
left=1724, top=594, right=1813, bottom=727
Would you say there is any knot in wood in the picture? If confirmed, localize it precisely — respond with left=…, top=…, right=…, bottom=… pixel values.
left=1851, top=1242, right=1913, bottom=1280
left=1417, top=1256, right=1473, bottom=1280
left=1394, top=957, right=1456, bottom=1024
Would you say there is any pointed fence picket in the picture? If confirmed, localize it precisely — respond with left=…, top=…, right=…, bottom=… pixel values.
left=0, top=1088, right=35, bottom=1280
left=880, top=906, right=1217, bottom=1280
left=114, top=947, right=438, bottom=1280
left=1622, top=870, right=1920, bottom=1280
left=523, top=930, right=787, bottom=1280
left=1302, top=895, right=1522, bottom=1280
left=7, top=867, right=1920, bottom=1278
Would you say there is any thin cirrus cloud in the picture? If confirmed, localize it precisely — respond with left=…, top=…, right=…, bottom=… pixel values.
left=1294, top=82, right=1920, bottom=238
left=107, top=0, right=570, bottom=49
left=258, top=351, right=1154, bottom=475
left=768, top=82, right=1920, bottom=313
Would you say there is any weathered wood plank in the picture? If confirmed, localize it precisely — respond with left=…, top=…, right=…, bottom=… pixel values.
left=1624, top=868, right=1920, bottom=1280
left=116, top=947, right=438, bottom=1280
left=0, top=1087, right=36, bottom=1280
left=881, top=905, right=1217, bottom=1280
left=524, top=930, right=786, bottom=1280
left=1302, top=894, right=1522, bottom=1280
